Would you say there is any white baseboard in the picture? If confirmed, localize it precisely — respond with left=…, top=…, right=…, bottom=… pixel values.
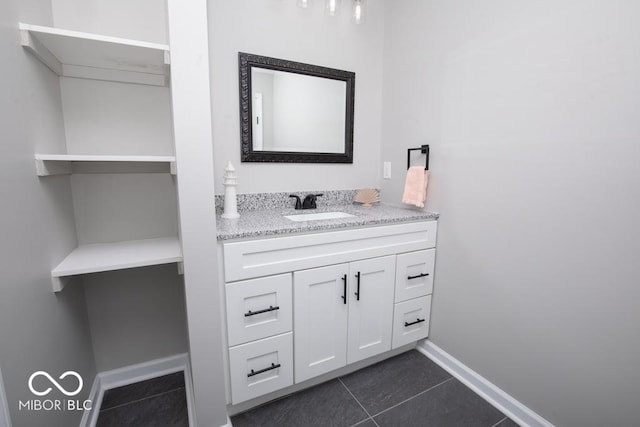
left=182, top=356, right=198, bottom=427
left=417, top=340, right=554, bottom=427
left=0, top=367, right=11, bottom=427
left=80, top=353, right=192, bottom=427
left=79, top=374, right=102, bottom=427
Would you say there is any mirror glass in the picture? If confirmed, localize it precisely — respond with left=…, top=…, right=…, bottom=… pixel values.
left=239, top=52, right=355, bottom=163
left=251, top=69, right=346, bottom=154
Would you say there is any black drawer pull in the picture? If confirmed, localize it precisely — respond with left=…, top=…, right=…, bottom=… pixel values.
left=247, top=363, right=281, bottom=378
left=407, top=273, right=430, bottom=280
left=405, top=318, right=426, bottom=327
left=244, top=305, right=280, bottom=317
left=341, top=274, right=347, bottom=304
left=354, top=271, right=361, bottom=301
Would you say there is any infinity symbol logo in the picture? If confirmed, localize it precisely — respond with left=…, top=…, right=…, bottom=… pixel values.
left=28, top=371, right=83, bottom=397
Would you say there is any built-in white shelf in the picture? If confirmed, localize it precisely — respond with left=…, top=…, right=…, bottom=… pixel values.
left=35, top=154, right=177, bottom=176
left=51, top=237, right=182, bottom=292
left=19, top=23, right=170, bottom=86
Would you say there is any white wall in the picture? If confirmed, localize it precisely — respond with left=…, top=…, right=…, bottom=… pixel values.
left=382, top=1, right=640, bottom=426
left=83, top=266, right=188, bottom=371
left=60, top=78, right=174, bottom=156
left=0, top=0, right=96, bottom=425
left=209, top=0, right=385, bottom=194
left=51, top=0, right=167, bottom=43
left=170, top=1, right=228, bottom=424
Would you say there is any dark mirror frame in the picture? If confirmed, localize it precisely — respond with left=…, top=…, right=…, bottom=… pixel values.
left=239, top=52, right=355, bottom=163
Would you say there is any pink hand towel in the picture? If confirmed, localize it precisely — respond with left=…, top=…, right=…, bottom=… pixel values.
left=402, top=166, right=429, bottom=208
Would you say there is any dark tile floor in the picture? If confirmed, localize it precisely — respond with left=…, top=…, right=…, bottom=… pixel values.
left=232, top=351, right=519, bottom=427
left=96, top=351, right=519, bottom=427
left=96, top=371, right=188, bottom=427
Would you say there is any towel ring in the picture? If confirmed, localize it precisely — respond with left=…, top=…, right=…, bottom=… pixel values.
left=407, top=145, right=429, bottom=170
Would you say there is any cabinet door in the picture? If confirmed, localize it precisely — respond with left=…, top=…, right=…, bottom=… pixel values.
left=347, top=256, right=396, bottom=364
left=294, top=264, right=349, bottom=383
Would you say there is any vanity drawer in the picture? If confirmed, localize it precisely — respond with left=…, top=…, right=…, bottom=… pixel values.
left=228, top=332, right=294, bottom=404
left=395, top=249, right=435, bottom=302
left=226, top=274, right=292, bottom=346
left=392, top=295, right=431, bottom=349
left=224, top=221, right=437, bottom=282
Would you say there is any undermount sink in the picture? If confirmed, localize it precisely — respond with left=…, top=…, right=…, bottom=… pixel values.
left=284, top=211, right=355, bottom=222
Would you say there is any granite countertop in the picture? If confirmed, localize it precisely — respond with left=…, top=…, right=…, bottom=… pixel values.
left=216, top=203, right=439, bottom=240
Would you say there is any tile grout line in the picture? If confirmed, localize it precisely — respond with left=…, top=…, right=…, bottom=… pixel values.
left=489, top=416, right=508, bottom=427
left=99, top=387, right=185, bottom=413
left=369, top=376, right=455, bottom=419
left=339, top=377, right=380, bottom=427
left=347, top=418, right=376, bottom=427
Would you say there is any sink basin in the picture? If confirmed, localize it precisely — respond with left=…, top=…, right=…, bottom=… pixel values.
left=284, top=211, right=355, bottom=222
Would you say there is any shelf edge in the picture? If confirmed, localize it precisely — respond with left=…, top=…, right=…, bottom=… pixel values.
left=51, top=237, right=183, bottom=281
left=19, top=23, right=170, bottom=52
left=51, top=255, right=183, bottom=279
left=35, top=154, right=176, bottom=162
left=35, top=154, right=177, bottom=176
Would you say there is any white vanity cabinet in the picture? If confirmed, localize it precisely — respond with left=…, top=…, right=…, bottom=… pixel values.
left=222, top=220, right=437, bottom=405
left=293, top=255, right=395, bottom=383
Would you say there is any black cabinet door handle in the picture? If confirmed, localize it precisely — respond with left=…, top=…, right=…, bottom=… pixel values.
left=407, top=272, right=430, bottom=280
left=244, top=305, right=280, bottom=317
left=247, top=363, right=281, bottom=378
left=354, top=271, right=361, bottom=301
left=404, top=318, right=426, bottom=327
left=341, top=274, right=347, bottom=304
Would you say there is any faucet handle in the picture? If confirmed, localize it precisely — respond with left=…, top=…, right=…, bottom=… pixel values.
left=302, top=193, right=323, bottom=209
left=289, top=194, right=302, bottom=210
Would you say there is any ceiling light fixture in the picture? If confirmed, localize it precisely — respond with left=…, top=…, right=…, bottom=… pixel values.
left=352, top=0, right=365, bottom=24
left=325, top=0, right=341, bottom=16
left=298, top=0, right=365, bottom=24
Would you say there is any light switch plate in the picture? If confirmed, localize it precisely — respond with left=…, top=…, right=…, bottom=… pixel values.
left=383, top=162, right=391, bottom=179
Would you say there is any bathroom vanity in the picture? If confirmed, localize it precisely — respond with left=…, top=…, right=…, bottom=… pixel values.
left=216, top=200, right=438, bottom=407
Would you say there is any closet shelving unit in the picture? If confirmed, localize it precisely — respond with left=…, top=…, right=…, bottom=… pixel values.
left=20, top=23, right=182, bottom=292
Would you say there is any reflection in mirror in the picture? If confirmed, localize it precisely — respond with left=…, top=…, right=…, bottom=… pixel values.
left=251, top=69, right=346, bottom=154
left=239, top=52, right=355, bottom=163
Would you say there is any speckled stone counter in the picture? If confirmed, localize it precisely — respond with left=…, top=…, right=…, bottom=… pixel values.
left=216, top=203, right=439, bottom=240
